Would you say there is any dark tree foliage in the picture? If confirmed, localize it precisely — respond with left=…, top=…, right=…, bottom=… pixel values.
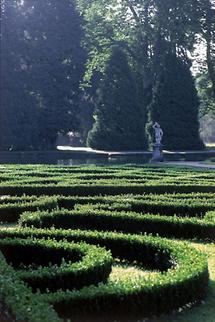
left=78, top=0, right=208, bottom=149
left=147, top=53, right=204, bottom=150
left=0, top=0, right=37, bottom=150
left=200, top=0, right=215, bottom=99
left=1, top=0, right=86, bottom=151
left=25, top=0, right=86, bottom=150
left=87, top=46, right=145, bottom=151
left=196, top=72, right=215, bottom=116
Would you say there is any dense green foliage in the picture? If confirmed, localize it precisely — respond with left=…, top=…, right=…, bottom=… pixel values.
left=0, top=196, right=57, bottom=222
left=196, top=0, right=215, bottom=102
left=196, top=72, right=215, bottom=117
left=19, top=207, right=215, bottom=240
left=0, top=252, right=60, bottom=322
left=87, top=46, right=145, bottom=150
left=1, top=0, right=214, bottom=151
left=0, top=165, right=215, bottom=195
left=147, top=54, right=204, bottom=150
left=80, top=0, right=215, bottom=149
left=1, top=0, right=86, bottom=150
left=0, top=237, right=112, bottom=292
left=0, top=164, right=214, bottom=320
left=0, top=229, right=209, bottom=320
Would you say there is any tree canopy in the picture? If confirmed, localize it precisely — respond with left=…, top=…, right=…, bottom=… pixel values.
left=87, top=46, right=145, bottom=150
left=147, top=53, right=204, bottom=150
left=1, top=0, right=86, bottom=150
left=1, top=0, right=214, bottom=151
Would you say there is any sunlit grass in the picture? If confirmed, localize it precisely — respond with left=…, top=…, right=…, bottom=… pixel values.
left=110, top=264, right=159, bottom=283
left=110, top=243, right=215, bottom=322
left=150, top=242, right=215, bottom=322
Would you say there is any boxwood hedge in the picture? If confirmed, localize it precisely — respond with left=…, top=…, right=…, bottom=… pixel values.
left=0, top=183, right=215, bottom=196
left=19, top=207, right=215, bottom=240
left=0, top=251, right=61, bottom=322
left=0, top=237, right=112, bottom=293
left=0, top=228, right=209, bottom=318
left=0, top=164, right=214, bottom=321
left=0, top=196, right=57, bottom=223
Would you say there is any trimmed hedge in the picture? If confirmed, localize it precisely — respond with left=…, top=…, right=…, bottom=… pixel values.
left=0, top=197, right=57, bottom=223
left=0, top=237, right=112, bottom=292
left=1, top=164, right=214, bottom=196
left=0, top=251, right=61, bottom=322
left=205, top=211, right=215, bottom=222
left=0, top=183, right=215, bottom=196
left=0, top=193, right=214, bottom=223
left=0, top=227, right=209, bottom=318
left=56, top=193, right=215, bottom=216
left=34, top=232, right=210, bottom=317
left=19, top=207, right=215, bottom=241
left=0, top=164, right=214, bottom=320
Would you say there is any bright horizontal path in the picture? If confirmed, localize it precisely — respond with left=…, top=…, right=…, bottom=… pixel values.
left=57, top=146, right=151, bottom=155
left=57, top=146, right=215, bottom=169
left=164, top=161, right=215, bottom=169
left=57, top=146, right=215, bottom=155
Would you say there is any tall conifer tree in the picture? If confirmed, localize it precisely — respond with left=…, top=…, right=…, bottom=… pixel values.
left=87, top=46, right=145, bottom=150
left=147, top=53, right=204, bottom=150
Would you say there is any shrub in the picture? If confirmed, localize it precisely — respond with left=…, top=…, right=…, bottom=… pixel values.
left=0, top=237, right=112, bottom=292
left=0, top=251, right=61, bottom=322
left=0, top=164, right=213, bottom=320
left=0, top=197, right=57, bottom=222
left=0, top=228, right=208, bottom=318
left=19, top=207, right=215, bottom=241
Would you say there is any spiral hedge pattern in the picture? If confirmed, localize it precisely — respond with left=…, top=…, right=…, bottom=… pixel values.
left=0, top=164, right=214, bottom=322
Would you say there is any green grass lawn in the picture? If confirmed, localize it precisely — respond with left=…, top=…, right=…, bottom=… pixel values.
left=150, top=242, right=215, bottom=322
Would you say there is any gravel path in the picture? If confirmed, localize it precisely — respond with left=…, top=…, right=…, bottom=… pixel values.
left=164, top=161, right=215, bottom=169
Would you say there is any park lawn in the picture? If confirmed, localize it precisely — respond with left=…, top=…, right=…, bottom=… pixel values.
left=150, top=241, right=215, bottom=322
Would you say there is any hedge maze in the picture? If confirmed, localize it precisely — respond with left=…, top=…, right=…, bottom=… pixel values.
left=0, top=164, right=214, bottom=321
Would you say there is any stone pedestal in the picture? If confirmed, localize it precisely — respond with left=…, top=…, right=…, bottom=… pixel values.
left=150, top=143, right=163, bottom=162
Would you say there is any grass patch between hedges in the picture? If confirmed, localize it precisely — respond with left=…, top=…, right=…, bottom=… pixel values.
left=150, top=242, right=215, bottom=322
left=110, top=264, right=159, bottom=282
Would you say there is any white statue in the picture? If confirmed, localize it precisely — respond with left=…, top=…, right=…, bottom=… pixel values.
left=153, top=122, right=163, bottom=144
